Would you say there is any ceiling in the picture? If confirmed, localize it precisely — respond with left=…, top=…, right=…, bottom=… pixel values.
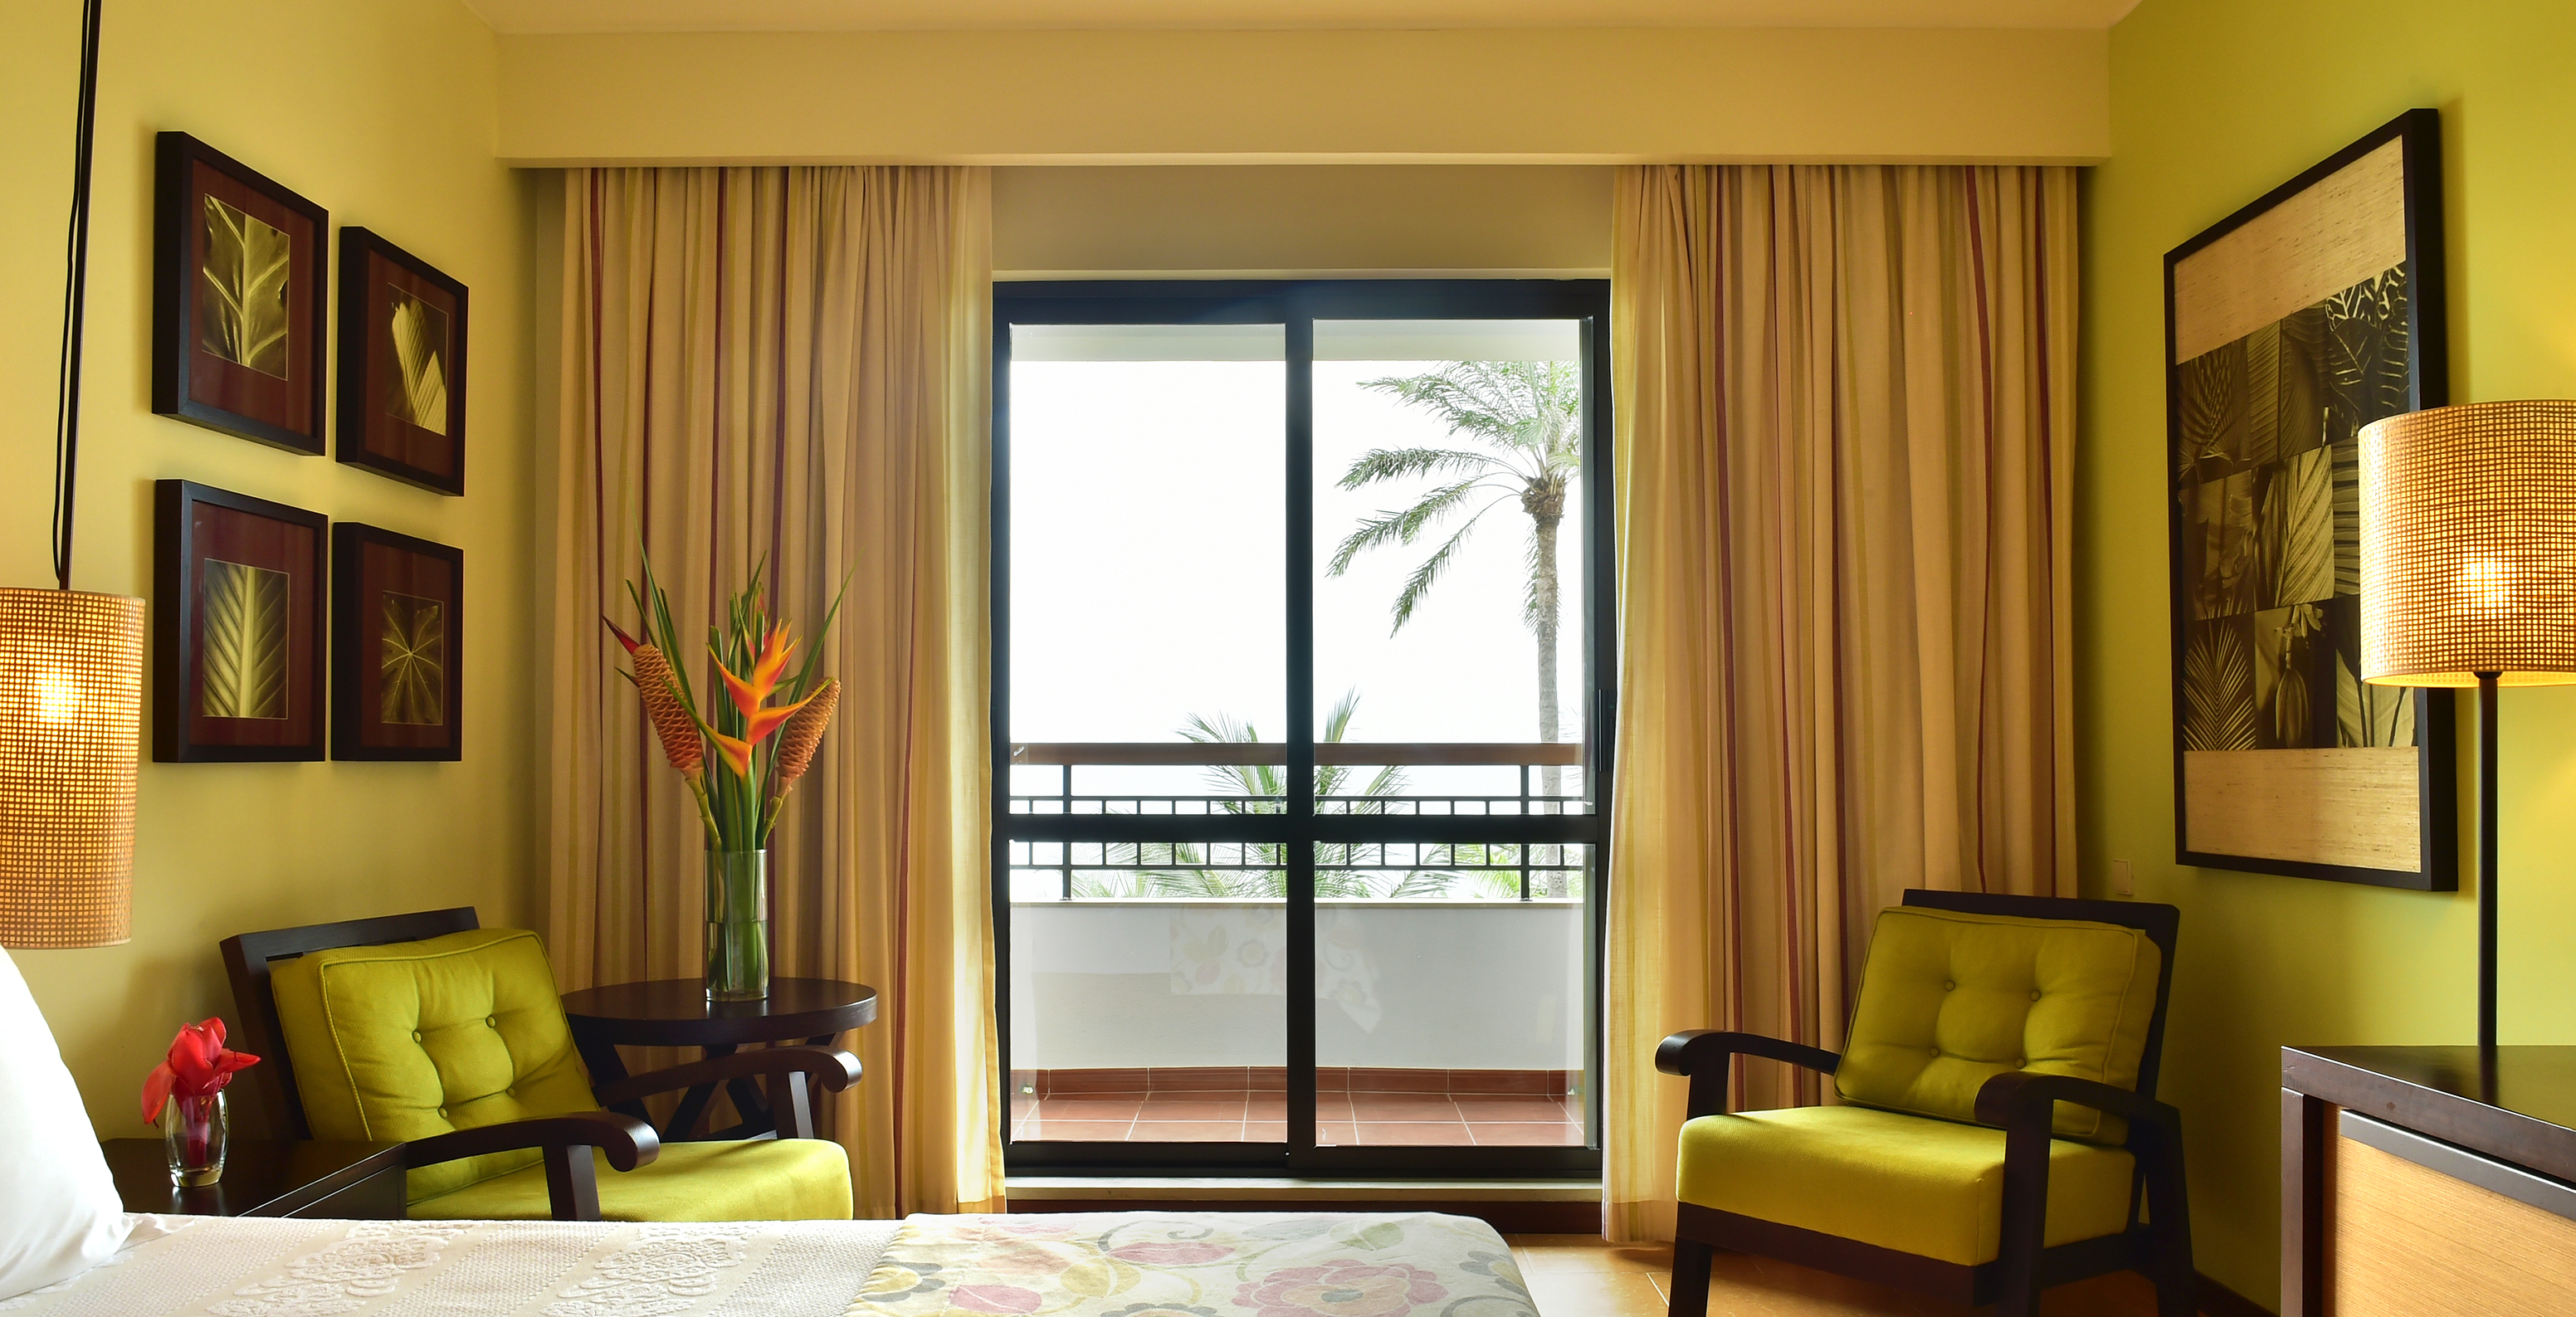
left=465, top=0, right=2144, bottom=34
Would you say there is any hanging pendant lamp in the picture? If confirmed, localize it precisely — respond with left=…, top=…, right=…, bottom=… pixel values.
left=0, top=0, right=146, bottom=950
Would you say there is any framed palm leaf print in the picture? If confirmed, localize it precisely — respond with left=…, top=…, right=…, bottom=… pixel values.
left=152, top=133, right=329, bottom=454
left=2164, top=109, right=2457, bottom=889
left=154, top=481, right=328, bottom=762
left=331, top=524, right=461, bottom=761
left=337, top=228, right=468, bottom=495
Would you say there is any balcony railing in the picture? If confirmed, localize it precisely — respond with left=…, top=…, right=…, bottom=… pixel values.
left=1006, top=742, right=1590, bottom=900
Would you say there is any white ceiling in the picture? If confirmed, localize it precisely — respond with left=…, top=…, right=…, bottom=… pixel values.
left=465, top=0, right=2144, bottom=34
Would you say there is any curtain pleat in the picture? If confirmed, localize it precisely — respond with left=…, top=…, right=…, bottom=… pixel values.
left=1603, top=163, right=2079, bottom=1242
left=546, top=165, right=1001, bottom=1217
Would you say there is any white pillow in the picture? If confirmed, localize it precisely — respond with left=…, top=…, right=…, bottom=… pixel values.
left=0, top=948, right=128, bottom=1299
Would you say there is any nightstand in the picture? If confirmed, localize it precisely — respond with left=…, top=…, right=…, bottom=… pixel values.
left=100, top=1139, right=405, bottom=1219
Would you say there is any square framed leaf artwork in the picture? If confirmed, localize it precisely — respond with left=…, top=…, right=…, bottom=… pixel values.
left=154, top=481, right=329, bottom=762
left=331, top=524, right=461, bottom=761
left=2164, top=109, right=2458, bottom=890
left=337, top=228, right=467, bottom=495
left=152, top=133, right=329, bottom=454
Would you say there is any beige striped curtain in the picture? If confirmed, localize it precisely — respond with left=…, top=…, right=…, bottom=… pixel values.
left=1603, top=163, right=2080, bottom=1241
left=544, top=165, right=1001, bottom=1217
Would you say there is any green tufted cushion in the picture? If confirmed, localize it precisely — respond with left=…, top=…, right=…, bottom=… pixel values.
left=1676, top=1105, right=2136, bottom=1266
left=1833, top=907, right=2160, bottom=1142
left=269, top=928, right=600, bottom=1203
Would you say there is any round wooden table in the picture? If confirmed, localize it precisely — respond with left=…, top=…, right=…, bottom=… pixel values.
left=561, top=978, right=878, bottom=1141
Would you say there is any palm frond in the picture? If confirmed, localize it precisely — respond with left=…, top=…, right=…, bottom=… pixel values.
left=1325, top=478, right=1503, bottom=576
left=1336, top=447, right=1500, bottom=490
left=386, top=287, right=450, bottom=434
left=1390, top=503, right=1502, bottom=632
left=2182, top=623, right=2259, bottom=752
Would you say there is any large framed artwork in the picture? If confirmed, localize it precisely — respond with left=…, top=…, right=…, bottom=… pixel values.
left=330, top=524, right=461, bottom=762
left=2164, top=109, right=2457, bottom=890
left=154, top=481, right=329, bottom=763
left=152, top=132, right=329, bottom=454
left=337, top=228, right=468, bottom=495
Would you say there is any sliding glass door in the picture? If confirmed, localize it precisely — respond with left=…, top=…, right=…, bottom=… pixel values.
left=995, top=281, right=1610, bottom=1176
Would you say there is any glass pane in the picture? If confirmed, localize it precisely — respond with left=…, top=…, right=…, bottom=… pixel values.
left=1006, top=322, right=1289, bottom=1144
left=1007, top=840, right=1290, bottom=1143
left=1313, top=841, right=1591, bottom=1147
left=1311, top=319, right=1589, bottom=817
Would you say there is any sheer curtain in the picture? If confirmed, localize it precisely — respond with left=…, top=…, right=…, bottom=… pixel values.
left=544, top=165, right=1001, bottom=1216
left=1603, top=163, right=2080, bottom=1241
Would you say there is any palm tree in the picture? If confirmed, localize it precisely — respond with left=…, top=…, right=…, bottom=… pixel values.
left=1328, top=359, right=1582, bottom=798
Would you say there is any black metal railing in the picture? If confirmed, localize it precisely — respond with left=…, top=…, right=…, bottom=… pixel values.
left=1006, top=742, right=1589, bottom=900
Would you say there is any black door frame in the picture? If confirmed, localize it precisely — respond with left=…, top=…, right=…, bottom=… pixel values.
left=993, top=278, right=1613, bottom=1178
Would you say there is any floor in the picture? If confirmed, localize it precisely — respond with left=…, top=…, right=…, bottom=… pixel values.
left=1500, top=1235, right=2178, bottom=1317
left=1011, top=1087, right=1587, bottom=1145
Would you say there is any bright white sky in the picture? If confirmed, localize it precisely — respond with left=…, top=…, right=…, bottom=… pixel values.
left=1007, top=319, right=1586, bottom=803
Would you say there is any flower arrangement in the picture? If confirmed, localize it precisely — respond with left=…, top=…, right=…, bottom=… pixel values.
left=606, top=556, right=842, bottom=998
left=142, top=1018, right=258, bottom=1185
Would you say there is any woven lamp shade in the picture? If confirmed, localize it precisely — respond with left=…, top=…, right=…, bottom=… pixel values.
left=0, top=587, right=144, bottom=948
left=2360, top=400, right=2576, bottom=688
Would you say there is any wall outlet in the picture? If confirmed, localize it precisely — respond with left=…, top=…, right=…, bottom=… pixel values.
left=2111, top=859, right=2134, bottom=898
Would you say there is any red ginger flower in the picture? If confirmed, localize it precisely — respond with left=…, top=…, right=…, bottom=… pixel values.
left=142, top=1018, right=259, bottom=1123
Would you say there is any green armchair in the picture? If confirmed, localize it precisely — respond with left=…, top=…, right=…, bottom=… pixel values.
left=1658, top=890, right=2192, bottom=1317
left=222, top=908, right=859, bottom=1222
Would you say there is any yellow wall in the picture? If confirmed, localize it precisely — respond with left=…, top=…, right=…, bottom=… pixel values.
left=2085, top=0, right=2576, bottom=1304
left=495, top=27, right=2110, bottom=166
left=994, top=165, right=1612, bottom=277
left=0, top=0, right=544, bottom=1135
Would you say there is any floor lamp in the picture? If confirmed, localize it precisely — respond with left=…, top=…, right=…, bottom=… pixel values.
left=2359, top=400, right=2576, bottom=1051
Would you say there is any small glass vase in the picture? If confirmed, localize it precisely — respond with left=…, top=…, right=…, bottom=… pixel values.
left=161, top=1090, right=226, bottom=1187
left=705, top=848, right=771, bottom=1002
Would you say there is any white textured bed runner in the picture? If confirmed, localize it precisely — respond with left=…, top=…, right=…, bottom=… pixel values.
left=3, top=1211, right=1534, bottom=1317
left=0, top=1215, right=900, bottom=1317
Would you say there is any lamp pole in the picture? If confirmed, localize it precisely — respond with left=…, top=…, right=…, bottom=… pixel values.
left=2478, top=671, right=2498, bottom=1052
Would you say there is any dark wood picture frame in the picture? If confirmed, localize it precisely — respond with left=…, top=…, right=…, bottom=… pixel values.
left=336, top=228, right=468, bottom=495
left=2162, top=109, right=2458, bottom=890
left=153, top=133, right=329, bottom=454
left=154, top=480, right=329, bottom=763
left=330, top=524, right=462, bottom=762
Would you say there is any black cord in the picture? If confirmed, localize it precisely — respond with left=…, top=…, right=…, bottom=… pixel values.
left=50, top=0, right=104, bottom=593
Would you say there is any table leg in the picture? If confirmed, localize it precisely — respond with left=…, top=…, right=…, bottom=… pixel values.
left=2282, top=1088, right=2330, bottom=1317
left=574, top=1028, right=652, bottom=1125
left=664, top=1044, right=736, bottom=1140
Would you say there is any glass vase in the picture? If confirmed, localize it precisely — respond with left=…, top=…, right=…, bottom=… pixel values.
left=705, top=848, right=770, bottom=1001
left=161, top=1090, right=226, bottom=1187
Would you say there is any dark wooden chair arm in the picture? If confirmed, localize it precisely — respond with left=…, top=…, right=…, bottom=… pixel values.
left=402, top=1111, right=660, bottom=1222
left=1972, top=1071, right=2179, bottom=1134
left=594, top=1046, right=862, bottom=1105
left=1656, top=1029, right=1842, bottom=1119
left=1975, top=1070, right=2193, bottom=1315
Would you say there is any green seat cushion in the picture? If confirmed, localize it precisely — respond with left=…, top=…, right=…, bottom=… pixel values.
left=1833, top=907, right=2160, bottom=1142
left=1677, top=1105, right=2134, bottom=1266
left=269, top=928, right=599, bottom=1202
left=407, top=1138, right=855, bottom=1222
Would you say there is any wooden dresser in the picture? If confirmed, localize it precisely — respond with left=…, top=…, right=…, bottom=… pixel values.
left=2282, top=1046, right=2576, bottom=1316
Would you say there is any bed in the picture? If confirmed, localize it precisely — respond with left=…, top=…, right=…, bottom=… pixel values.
left=0, top=1210, right=1539, bottom=1317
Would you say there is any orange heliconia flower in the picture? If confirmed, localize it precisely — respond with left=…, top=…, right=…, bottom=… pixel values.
left=705, top=624, right=819, bottom=777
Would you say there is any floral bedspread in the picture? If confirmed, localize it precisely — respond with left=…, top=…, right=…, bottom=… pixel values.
left=848, top=1213, right=1536, bottom=1317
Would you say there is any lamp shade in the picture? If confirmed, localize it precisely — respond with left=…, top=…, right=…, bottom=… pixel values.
left=0, top=587, right=144, bottom=948
left=2359, top=400, right=2576, bottom=688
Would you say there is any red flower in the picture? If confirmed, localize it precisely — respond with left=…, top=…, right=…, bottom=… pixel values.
left=141, top=1018, right=259, bottom=1123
